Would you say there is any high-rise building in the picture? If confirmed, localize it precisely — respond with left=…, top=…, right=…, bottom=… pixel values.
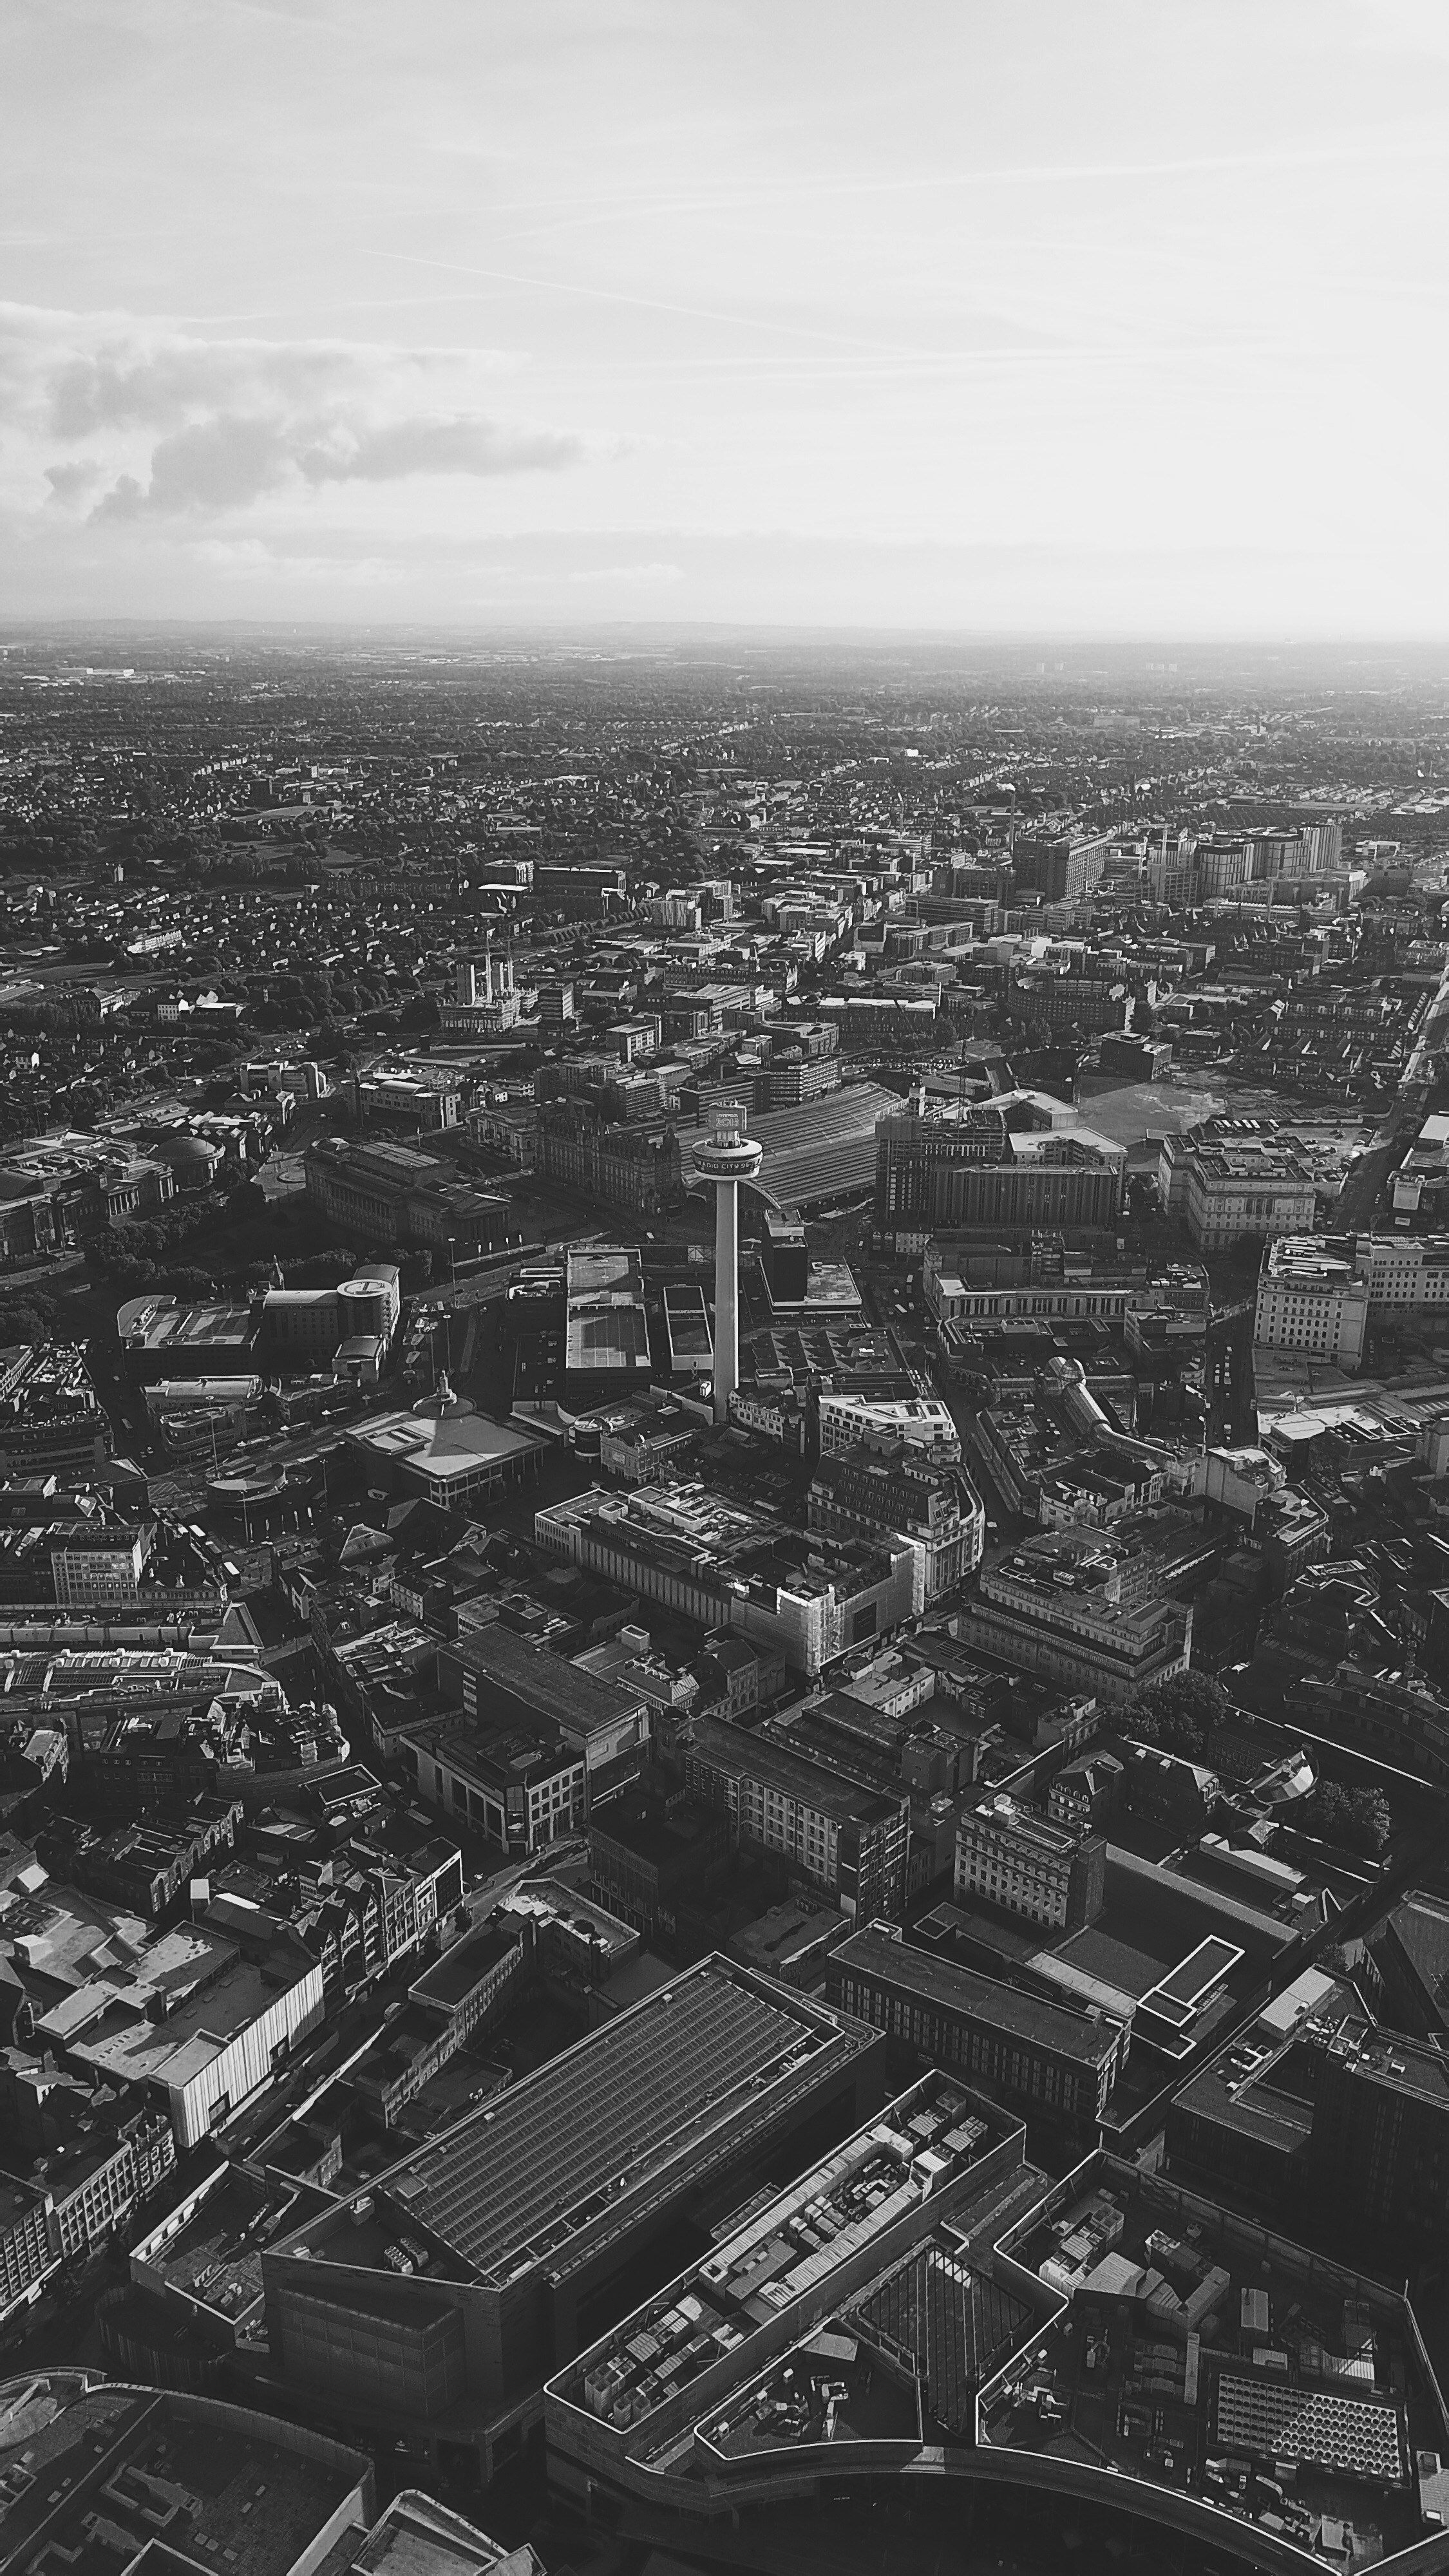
left=1012, top=829, right=1112, bottom=905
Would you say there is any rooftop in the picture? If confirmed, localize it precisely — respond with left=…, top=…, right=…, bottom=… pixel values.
left=351, top=2492, right=539, bottom=2576
left=444, top=1624, right=647, bottom=1743
left=984, top=2154, right=1449, bottom=2569
left=345, top=1407, right=547, bottom=1489
left=343, top=1957, right=873, bottom=2289
left=131, top=2164, right=314, bottom=2333
left=835, top=1927, right=1121, bottom=2071
left=548, top=2069, right=1018, bottom=2442
left=0, top=2376, right=368, bottom=2576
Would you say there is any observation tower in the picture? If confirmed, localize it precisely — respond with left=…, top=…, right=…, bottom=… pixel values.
left=692, top=1099, right=762, bottom=1424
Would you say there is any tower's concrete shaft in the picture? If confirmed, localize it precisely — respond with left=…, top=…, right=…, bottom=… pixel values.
left=691, top=1099, right=763, bottom=1426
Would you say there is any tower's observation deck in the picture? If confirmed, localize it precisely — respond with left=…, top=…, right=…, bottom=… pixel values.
left=693, top=1101, right=762, bottom=1424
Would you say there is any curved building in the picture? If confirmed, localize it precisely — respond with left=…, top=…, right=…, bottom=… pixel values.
left=546, top=2134, right=1449, bottom=2576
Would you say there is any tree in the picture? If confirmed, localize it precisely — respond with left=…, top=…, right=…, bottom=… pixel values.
left=1344, top=1785, right=1392, bottom=1861
left=1124, top=1671, right=1229, bottom=1760
left=1300, top=1779, right=1391, bottom=1862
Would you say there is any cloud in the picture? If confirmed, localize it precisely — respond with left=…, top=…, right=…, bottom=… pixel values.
left=297, top=413, right=581, bottom=480
left=0, top=305, right=585, bottom=529
left=47, top=338, right=365, bottom=437
left=86, top=407, right=580, bottom=519
left=91, top=417, right=290, bottom=518
left=43, top=458, right=102, bottom=506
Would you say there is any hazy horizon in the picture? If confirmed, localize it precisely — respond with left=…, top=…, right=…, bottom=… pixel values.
left=5, top=0, right=1446, bottom=634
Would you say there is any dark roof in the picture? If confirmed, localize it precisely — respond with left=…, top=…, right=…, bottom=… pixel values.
left=411, top=1920, right=520, bottom=2010
left=690, top=1713, right=904, bottom=1826
left=442, top=1624, right=646, bottom=1741
left=833, top=1927, right=1120, bottom=2069
left=374, top=1956, right=866, bottom=2282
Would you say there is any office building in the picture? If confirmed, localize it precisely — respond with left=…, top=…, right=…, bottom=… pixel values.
left=1158, top=1125, right=1318, bottom=1252
left=587, top=1792, right=731, bottom=1943
left=875, top=1097, right=1009, bottom=1242
left=954, top=1527, right=1192, bottom=1704
left=1307, top=2025, right=1449, bottom=2258
left=1255, top=1236, right=1368, bottom=1371
left=262, top=1956, right=885, bottom=2480
left=766, top=1020, right=840, bottom=1106
left=536, top=1481, right=916, bottom=1676
left=817, top=1387, right=960, bottom=1460
left=685, top=1711, right=911, bottom=1920
left=954, top=1794, right=1105, bottom=1933
left=876, top=1100, right=1123, bottom=1251
left=0, top=1341, right=111, bottom=1476
left=1359, top=1233, right=1449, bottom=1321
left=761, top=1208, right=809, bottom=1306
left=0, top=2172, right=57, bottom=2321
left=406, top=1714, right=590, bottom=1855
left=827, top=1924, right=1126, bottom=2132
left=809, top=1444, right=985, bottom=1608
left=439, top=1624, right=651, bottom=1808
left=1012, top=829, right=1112, bottom=906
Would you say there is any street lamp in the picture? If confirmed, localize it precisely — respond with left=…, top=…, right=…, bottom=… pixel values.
left=448, top=1235, right=457, bottom=1297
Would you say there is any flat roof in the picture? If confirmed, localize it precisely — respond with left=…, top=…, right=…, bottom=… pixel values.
left=567, top=1247, right=643, bottom=1298
left=133, top=2164, right=306, bottom=2325
left=548, top=2068, right=1014, bottom=2433
left=410, top=1920, right=519, bottom=2011
left=0, top=2380, right=366, bottom=2576
left=444, top=1622, right=646, bottom=1739
left=690, top=1714, right=903, bottom=1826
left=370, top=1956, right=869, bottom=2286
left=985, top=2153, right=1444, bottom=2565
left=40, top=1933, right=312, bottom=2098
left=835, top=1928, right=1121, bottom=2069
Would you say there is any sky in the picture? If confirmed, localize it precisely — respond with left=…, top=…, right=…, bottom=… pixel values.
left=1, top=0, right=1446, bottom=634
